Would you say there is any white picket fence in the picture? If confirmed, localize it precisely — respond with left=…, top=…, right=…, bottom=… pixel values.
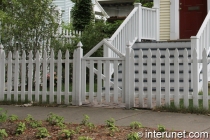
left=0, top=42, right=210, bottom=109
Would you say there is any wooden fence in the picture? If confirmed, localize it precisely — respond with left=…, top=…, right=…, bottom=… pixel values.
left=0, top=43, right=210, bottom=109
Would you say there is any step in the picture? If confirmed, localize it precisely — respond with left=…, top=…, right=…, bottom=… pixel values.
left=111, top=78, right=192, bottom=83
left=102, top=87, right=193, bottom=92
left=133, top=41, right=191, bottom=49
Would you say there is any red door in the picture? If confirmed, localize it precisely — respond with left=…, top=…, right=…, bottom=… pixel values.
left=180, top=0, right=207, bottom=39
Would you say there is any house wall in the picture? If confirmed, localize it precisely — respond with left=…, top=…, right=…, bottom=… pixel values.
left=102, top=5, right=133, bottom=17
left=53, top=0, right=74, bottom=23
left=159, top=0, right=170, bottom=41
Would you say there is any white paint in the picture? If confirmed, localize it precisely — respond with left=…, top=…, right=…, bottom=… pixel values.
left=170, top=0, right=179, bottom=40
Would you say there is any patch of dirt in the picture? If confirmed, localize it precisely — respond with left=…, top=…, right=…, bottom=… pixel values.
left=0, top=120, right=199, bottom=140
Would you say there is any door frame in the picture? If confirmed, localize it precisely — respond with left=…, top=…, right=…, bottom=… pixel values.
left=170, top=0, right=210, bottom=40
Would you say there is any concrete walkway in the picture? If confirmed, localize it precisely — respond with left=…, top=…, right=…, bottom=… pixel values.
left=0, top=105, right=210, bottom=133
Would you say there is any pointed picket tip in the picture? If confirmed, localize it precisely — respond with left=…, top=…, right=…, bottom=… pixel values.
left=36, top=51, right=40, bottom=59
left=8, top=51, right=12, bottom=58
left=1, top=51, right=5, bottom=59
left=156, top=49, right=161, bottom=58
left=29, top=51, right=33, bottom=59
left=193, top=48, right=197, bottom=58
left=50, top=50, right=54, bottom=58
left=147, top=49, right=152, bottom=57
left=202, top=48, right=207, bottom=58
left=15, top=51, right=19, bottom=58
left=130, top=49, right=135, bottom=58
left=138, top=49, right=143, bottom=57
left=174, top=49, right=179, bottom=58
left=0, top=44, right=4, bottom=49
left=58, top=50, right=62, bottom=58
left=165, top=49, right=170, bottom=58
left=65, top=50, right=69, bottom=58
left=43, top=50, right=47, bottom=58
left=22, top=51, right=26, bottom=59
left=77, top=41, right=83, bottom=48
left=184, top=48, right=188, bottom=58
left=126, top=41, right=132, bottom=47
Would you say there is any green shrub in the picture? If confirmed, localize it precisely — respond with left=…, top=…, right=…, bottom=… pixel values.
left=9, top=115, right=18, bottom=122
left=30, top=120, right=42, bottom=128
left=16, top=122, right=26, bottom=135
left=108, top=125, right=118, bottom=136
left=46, top=112, right=64, bottom=126
left=127, top=132, right=140, bottom=140
left=81, top=114, right=90, bottom=126
left=105, top=118, right=115, bottom=127
left=25, top=114, right=34, bottom=122
left=158, top=124, right=166, bottom=132
left=59, top=129, right=75, bottom=139
left=36, top=127, right=50, bottom=138
left=0, top=129, right=8, bottom=140
left=0, top=108, right=7, bottom=123
left=130, top=121, right=143, bottom=129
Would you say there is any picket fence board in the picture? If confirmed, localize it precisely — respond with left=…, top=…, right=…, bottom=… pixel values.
left=184, top=49, right=189, bottom=107
left=114, top=60, right=119, bottom=103
left=156, top=49, right=161, bottom=107
left=97, top=60, right=102, bottom=103
left=65, top=51, right=70, bottom=104
left=7, top=51, right=12, bottom=100
left=50, top=51, right=55, bottom=103
left=42, top=50, right=48, bottom=102
left=14, top=52, right=19, bottom=101
left=28, top=51, right=33, bottom=101
left=202, top=49, right=208, bottom=109
left=174, top=49, right=179, bottom=106
left=105, top=60, right=110, bottom=103
left=147, top=49, right=152, bottom=108
left=35, top=52, right=40, bottom=102
left=193, top=49, right=199, bottom=107
left=57, top=51, right=62, bottom=104
left=89, top=60, right=94, bottom=102
left=138, top=49, right=144, bottom=108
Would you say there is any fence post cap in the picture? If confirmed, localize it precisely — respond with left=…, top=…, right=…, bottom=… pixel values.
left=77, top=41, right=83, bottom=48
left=126, top=41, right=132, bottom=47
left=134, top=3, right=142, bottom=7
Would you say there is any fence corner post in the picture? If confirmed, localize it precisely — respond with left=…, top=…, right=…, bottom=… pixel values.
left=72, top=41, right=83, bottom=106
left=0, top=44, right=4, bottom=100
left=125, top=41, right=132, bottom=109
left=134, top=3, right=142, bottom=42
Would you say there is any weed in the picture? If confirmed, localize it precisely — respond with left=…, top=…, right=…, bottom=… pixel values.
left=87, top=122, right=95, bottom=131
left=78, top=136, right=93, bottom=140
left=81, top=114, right=90, bottom=126
left=127, top=132, right=140, bottom=140
left=108, top=125, right=118, bottom=136
left=30, top=120, right=42, bottom=128
left=130, top=121, right=142, bottom=129
left=59, top=129, right=75, bottom=139
left=75, top=126, right=81, bottom=134
left=25, top=114, right=34, bottom=122
left=36, top=127, right=50, bottom=138
left=0, top=129, right=8, bottom=140
left=9, top=115, right=18, bottom=122
left=0, top=108, right=7, bottom=123
left=46, top=112, right=64, bottom=126
left=16, top=122, right=26, bottom=135
left=105, top=118, right=115, bottom=127
left=158, top=124, right=166, bottom=132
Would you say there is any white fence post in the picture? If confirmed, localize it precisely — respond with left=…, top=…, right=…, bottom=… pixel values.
left=0, top=44, right=4, bottom=101
left=134, top=3, right=142, bottom=42
left=125, top=42, right=132, bottom=109
left=72, top=42, right=83, bottom=106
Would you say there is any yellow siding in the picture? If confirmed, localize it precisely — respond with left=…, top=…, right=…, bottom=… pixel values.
left=159, top=0, right=170, bottom=41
